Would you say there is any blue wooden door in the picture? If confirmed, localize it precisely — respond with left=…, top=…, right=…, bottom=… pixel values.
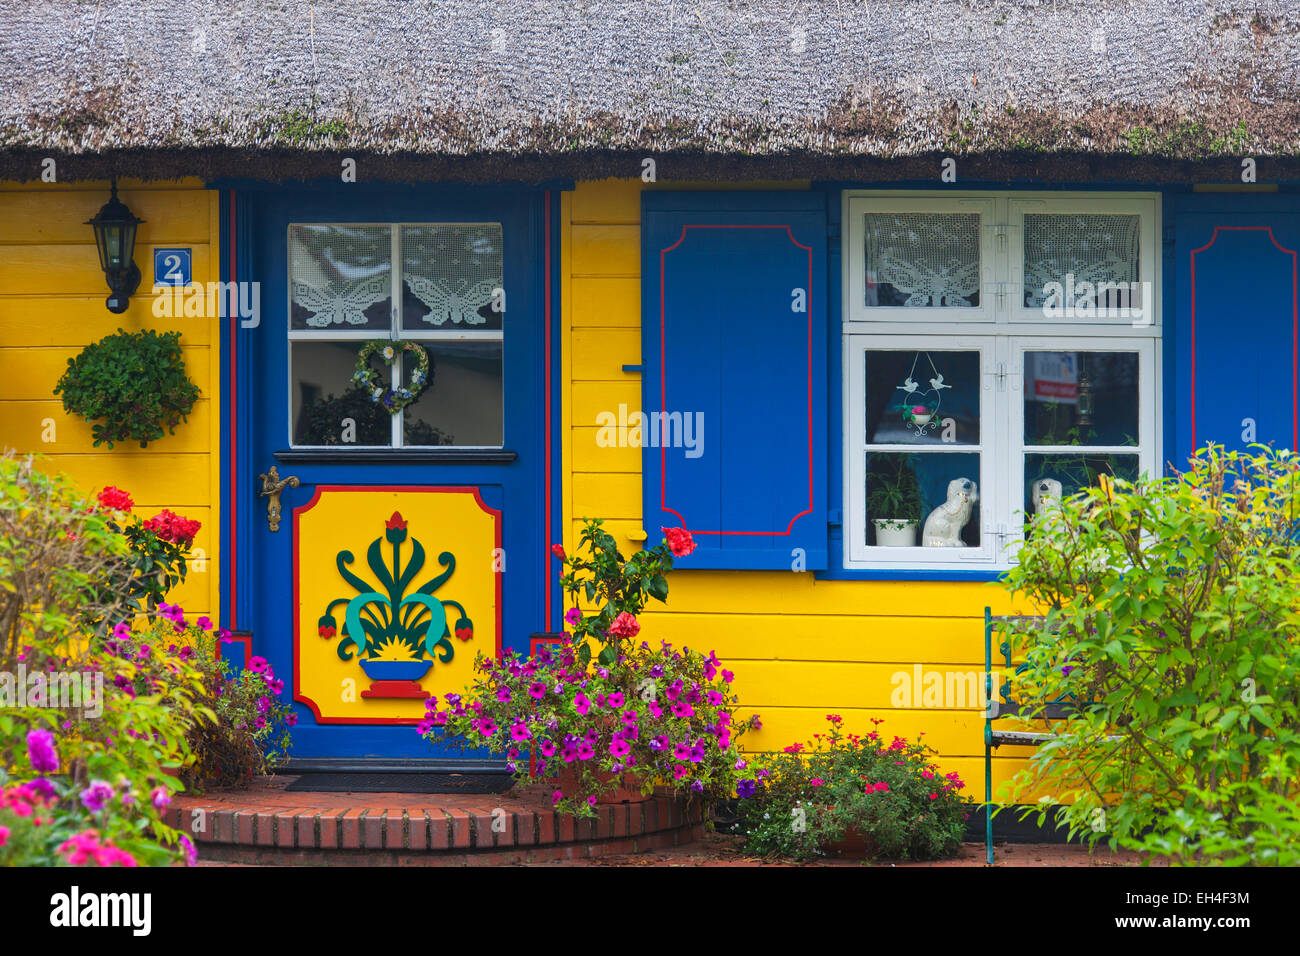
left=1175, top=202, right=1300, bottom=462
left=241, top=187, right=548, bottom=765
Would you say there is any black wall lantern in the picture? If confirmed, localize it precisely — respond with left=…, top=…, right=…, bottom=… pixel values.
left=86, top=179, right=144, bottom=314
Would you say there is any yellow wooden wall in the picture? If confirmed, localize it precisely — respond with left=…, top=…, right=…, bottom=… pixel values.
left=0, top=178, right=221, bottom=623
left=561, top=179, right=1030, bottom=792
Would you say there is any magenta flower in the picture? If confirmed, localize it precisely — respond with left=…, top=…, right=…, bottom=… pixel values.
left=706, top=690, right=724, bottom=706
left=179, top=834, right=198, bottom=867
left=610, top=739, right=630, bottom=758
left=285, top=713, right=299, bottom=727
left=574, top=693, right=591, bottom=715
left=196, top=616, right=213, bottom=631
left=564, top=607, right=582, bottom=626
left=673, top=742, right=691, bottom=760
left=80, top=780, right=115, bottom=814
left=576, top=741, right=595, bottom=760
left=606, top=691, right=625, bottom=708
left=528, top=681, right=546, bottom=699
left=510, top=721, right=531, bottom=742
left=539, top=739, right=557, bottom=757
left=671, top=700, right=694, bottom=718
left=552, top=790, right=563, bottom=805
left=26, top=728, right=59, bottom=773
left=248, top=656, right=268, bottom=673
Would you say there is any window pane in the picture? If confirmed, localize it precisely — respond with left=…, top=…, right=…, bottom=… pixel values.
left=866, top=452, right=980, bottom=547
left=292, top=340, right=393, bottom=446
left=401, top=225, right=504, bottom=331
left=403, top=342, right=503, bottom=446
left=865, top=350, right=980, bottom=445
left=863, top=213, right=981, bottom=308
left=289, top=225, right=392, bottom=330
left=1022, top=214, right=1141, bottom=312
left=1023, top=351, right=1139, bottom=446
left=1023, top=453, right=1139, bottom=523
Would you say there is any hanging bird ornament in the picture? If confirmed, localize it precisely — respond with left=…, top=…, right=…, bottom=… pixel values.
left=895, top=352, right=948, bottom=438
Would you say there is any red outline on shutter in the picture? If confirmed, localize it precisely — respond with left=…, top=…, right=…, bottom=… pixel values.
left=659, top=224, right=814, bottom=536
left=1190, top=226, right=1299, bottom=451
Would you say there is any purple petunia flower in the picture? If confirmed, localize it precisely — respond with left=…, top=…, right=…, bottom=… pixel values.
left=248, top=656, right=268, bottom=673
left=528, top=682, right=547, bottom=700
left=736, top=779, right=758, bottom=798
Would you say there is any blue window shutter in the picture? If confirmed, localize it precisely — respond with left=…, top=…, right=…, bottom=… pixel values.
left=641, top=192, right=828, bottom=570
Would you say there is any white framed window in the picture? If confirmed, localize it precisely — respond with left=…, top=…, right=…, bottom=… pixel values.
left=842, top=192, right=1161, bottom=571
left=286, top=222, right=505, bottom=449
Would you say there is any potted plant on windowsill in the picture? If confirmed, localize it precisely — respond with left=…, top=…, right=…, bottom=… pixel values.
left=867, top=455, right=923, bottom=547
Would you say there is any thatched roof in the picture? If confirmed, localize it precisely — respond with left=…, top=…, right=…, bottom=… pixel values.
left=1, top=0, right=1298, bottom=183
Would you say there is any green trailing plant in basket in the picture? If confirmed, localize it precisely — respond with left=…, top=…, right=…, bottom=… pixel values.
left=54, top=328, right=200, bottom=448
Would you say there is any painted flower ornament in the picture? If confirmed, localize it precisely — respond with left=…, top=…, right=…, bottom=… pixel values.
left=352, top=339, right=432, bottom=415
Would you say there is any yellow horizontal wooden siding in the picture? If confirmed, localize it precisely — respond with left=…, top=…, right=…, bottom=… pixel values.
left=0, top=179, right=222, bottom=623
left=562, top=178, right=1029, bottom=799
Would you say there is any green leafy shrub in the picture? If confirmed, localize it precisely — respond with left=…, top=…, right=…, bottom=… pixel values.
left=54, top=328, right=200, bottom=448
left=0, top=454, right=210, bottom=865
left=734, top=715, right=970, bottom=860
left=0, top=454, right=130, bottom=655
left=1000, top=445, right=1300, bottom=865
left=170, top=618, right=294, bottom=790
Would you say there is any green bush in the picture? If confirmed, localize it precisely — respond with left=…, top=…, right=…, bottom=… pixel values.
left=734, top=716, right=970, bottom=860
left=54, top=328, right=200, bottom=448
left=0, top=454, right=208, bottom=865
left=1000, top=445, right=1300, bottom=865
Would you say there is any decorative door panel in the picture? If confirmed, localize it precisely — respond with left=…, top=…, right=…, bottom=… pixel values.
left=294, top=486, right=500, bottom=724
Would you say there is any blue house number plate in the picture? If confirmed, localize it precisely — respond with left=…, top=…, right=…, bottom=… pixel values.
left=154, top=248, right=192, bottom=287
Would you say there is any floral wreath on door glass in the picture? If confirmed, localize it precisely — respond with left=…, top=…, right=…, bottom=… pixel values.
left=352, top=340, right=432, bottom=414
left=893, top=351, right=952, bottom=438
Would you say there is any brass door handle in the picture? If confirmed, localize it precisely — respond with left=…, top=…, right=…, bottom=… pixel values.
left=257, top=465, right=300, bottom=532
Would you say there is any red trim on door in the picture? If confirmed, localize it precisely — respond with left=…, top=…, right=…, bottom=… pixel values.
left=1190, top=226, right=1300, bottom=450
left=290, top=485, right=504, bottom=726
left=659, top=224, right=815, bottom=535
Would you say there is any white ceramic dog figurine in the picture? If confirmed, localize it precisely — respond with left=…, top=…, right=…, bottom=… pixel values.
left=1032, top=478, right=1063, bottom=515
left=922, top=478, right=978, bottom=547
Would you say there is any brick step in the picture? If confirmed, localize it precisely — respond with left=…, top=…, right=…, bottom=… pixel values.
left=170, top=779, right=706, bottom=865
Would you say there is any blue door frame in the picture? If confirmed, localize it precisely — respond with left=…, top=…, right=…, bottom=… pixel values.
left=220, top=183, right=556, bottom=766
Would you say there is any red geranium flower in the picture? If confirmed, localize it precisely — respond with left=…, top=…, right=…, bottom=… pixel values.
left=143, top=509, right=201, bottom=546
left=550, top=543, right=566, bottom=561
left=661, top=527, right=696, bottom=557
left=96, top=486, right=134, bottom=513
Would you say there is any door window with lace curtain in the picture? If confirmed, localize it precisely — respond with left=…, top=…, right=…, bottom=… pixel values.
left=287, top=223, right=505, bottom=448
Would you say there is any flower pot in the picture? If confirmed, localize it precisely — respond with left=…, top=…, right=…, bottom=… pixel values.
left=873, top=519, right=917, bottom=547
left=910, top=413, right=933, bottom=426
left=824, top=825, right=881, bottom=858
left=557, top=765, right=651, bottom=805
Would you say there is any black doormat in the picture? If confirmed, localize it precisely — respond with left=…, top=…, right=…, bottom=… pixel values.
left=284, top=773, right=513, bottom=794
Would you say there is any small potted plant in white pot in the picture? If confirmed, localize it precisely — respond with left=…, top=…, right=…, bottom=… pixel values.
left=867, top=455, right=923, bottom=547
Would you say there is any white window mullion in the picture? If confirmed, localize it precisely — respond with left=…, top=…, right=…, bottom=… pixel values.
left=391, top=225, right=403, bottom=448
